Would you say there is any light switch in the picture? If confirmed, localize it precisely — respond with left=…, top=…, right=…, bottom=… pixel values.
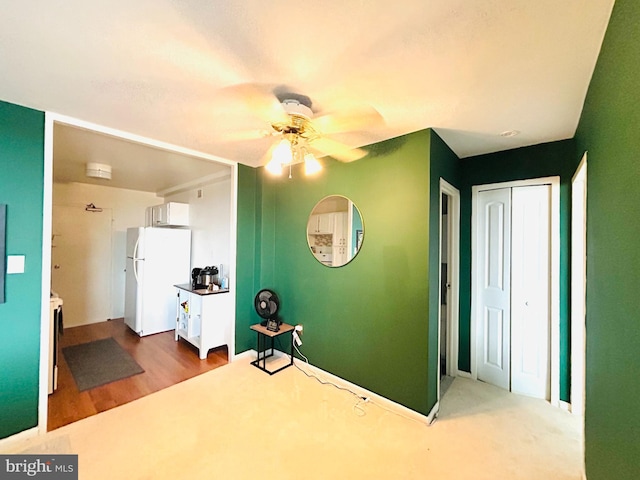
left=7, top=255, right=25, bottom=274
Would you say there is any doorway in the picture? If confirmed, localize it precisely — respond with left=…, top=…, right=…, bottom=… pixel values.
left=51, top=204, right=112, bottom=327
left=39, top=113, right=239, bottom=434
left=470, top=177, right=560, bottom=404
left=438, top=179, right=460, bottom=401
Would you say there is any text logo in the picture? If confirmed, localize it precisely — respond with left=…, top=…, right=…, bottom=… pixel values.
left=0, top=455, right=78, bottom=479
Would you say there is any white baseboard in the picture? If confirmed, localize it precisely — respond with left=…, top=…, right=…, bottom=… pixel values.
left=559, top=400, right=572, bottom=413
left=0, top=427, right=39, bottom=453
left=242, top=347, right=433, bottom=426
left=455, top=370, right=472, bottom=379
left=232, top=349, right=255, bottom=361
left=427, top=401, right=440, bottom=425
left=236, top=348, right=433, bottom=425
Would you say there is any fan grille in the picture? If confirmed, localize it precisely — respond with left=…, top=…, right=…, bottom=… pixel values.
left=254, top=289, right=280, bottom=320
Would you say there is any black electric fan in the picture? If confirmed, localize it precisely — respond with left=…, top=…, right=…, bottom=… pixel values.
left=254, top=289, right=281, bottom=332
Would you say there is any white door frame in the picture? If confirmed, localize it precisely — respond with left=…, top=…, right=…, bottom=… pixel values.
left=571, top=153, right=587, bottom=417
left=437, top=178, right=460, bottom=402
left=37, top=112, right=238, bottom=437
left=470, top=176, right=560, bottom=406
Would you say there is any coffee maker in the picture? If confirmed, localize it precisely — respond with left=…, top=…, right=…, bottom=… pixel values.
left=191, top=267, right=203, bottom=289
left=191, top=266, right=219, bottom=289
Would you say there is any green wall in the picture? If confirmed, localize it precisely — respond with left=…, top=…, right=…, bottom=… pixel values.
left=235, top=164, right=261, bottom=353
left=574, top=0, right=640, bottom=477
left=237, top=130, right=438, bottom=415
left=0, top=101, right=45, bottom=439
left=458, top=139, right=577, bottom=401
left=428, top=131, right=461, bottom=403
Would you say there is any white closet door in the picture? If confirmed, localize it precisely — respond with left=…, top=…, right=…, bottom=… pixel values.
left=511, top=185, right=551, bottom=399
left=476, top=188, right=512, bottom=391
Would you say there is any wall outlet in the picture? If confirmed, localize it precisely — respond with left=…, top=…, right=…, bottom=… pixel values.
left=295, top=324, right=303, bottom=335
left=293, top=331, right=302, bottom=346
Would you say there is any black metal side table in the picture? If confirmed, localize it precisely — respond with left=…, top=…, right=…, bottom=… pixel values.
left=250, top=322, right=294, bottom=375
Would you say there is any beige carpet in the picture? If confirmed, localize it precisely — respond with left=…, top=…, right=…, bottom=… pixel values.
left=6, top=356, right=583, bottom=480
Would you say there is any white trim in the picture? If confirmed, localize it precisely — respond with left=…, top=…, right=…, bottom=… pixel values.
left=437, top=179, right=461, bottom=404
left=0, top=427, right=39, bottom=452
left=559, top=400, right=572, bottom=412
left=427, top=401, right=440, bottom=425
left=571, top=153, right=587, bottom=417
left=38, top=113, right=55, bottom=435
left=550, top=177, right=561, bottom=407
left=228, top=162, right=238, bottom=362
left=298, top=359, right=432, bottom=426
left=37, top=112, right=239, bottom=436
left=157, top=171, right=232, bottom=197
left=45, top=113, right=237, bottom=167
left=470, top=176, right=560, bottom=406
left=243, top=349, right=432, bottom=425
left=232, top=349, right=255, bottom=361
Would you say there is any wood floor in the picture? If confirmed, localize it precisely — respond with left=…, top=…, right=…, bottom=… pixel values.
left=47, top=318, right=228, bottom=431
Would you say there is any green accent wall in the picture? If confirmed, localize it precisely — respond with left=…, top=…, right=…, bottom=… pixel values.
left=0, top=100, right=45, bottom=439
left=428, top=131, right=461, bottom=403
left=458, top=139, right=576, bottom=402
left=574, top=0, right=640, bottom=477
left=235, top=164, right=261, bottom=354
left=237, top=130, right=438, bottom=414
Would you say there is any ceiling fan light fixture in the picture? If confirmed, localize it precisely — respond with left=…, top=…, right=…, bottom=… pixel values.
left=273, top=139, right=293, bottom=165
left=304, top=152, right=322, bottom=175
left=265, top=157, right=283, bottom=175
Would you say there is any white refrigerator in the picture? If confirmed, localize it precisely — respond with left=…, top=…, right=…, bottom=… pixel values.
left=124, top=227, right=191, bottom=336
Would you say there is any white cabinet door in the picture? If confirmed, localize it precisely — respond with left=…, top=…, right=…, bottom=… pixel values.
left=332, top=212, right=348, bottom=266
left=317, top=213, right=334, bottom=233
left=476, top=188, right=511, bottom=391
left=151, top=202, right=189, bottom=227
left=307, top=214, right=320, bottom=234
left=308, top=213, right=334, bottom=234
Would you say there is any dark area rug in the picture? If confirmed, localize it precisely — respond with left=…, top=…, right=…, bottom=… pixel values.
left=62, top=337, right=144, bottom=391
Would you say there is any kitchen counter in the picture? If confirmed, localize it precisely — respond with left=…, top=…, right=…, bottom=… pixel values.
left=174, top=284, right=230, bottom=296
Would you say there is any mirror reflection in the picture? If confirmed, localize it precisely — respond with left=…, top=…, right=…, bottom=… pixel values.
left=307, top=195, right=364, bottom=267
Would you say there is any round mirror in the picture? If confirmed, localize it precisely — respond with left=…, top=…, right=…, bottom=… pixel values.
left=307, top=195, right=364, bottom=267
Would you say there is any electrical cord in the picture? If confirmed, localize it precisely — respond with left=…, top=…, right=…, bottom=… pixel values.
left=276, top=337, right=435, bottom=425
left=275, top=337, right=365, bottom=403
left=274, top=336, right=430, bottom=425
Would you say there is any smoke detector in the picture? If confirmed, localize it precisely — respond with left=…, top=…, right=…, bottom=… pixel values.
left=86, top=162, right=112, bottom=180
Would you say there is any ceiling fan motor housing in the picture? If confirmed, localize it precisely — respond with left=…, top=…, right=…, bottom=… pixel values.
left=272, top=99, right=316, bottom=138
left=281, top=99, right=313, bottom=119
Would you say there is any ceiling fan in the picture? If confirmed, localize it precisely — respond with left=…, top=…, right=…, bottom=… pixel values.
left=221, top=84, right=385, bottom=176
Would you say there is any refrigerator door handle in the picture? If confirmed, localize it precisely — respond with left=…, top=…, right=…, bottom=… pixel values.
left=133, top=236, right=143, bottom=284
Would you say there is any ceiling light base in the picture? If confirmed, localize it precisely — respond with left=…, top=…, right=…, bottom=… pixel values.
left=86, top=162, right=112, bottom=180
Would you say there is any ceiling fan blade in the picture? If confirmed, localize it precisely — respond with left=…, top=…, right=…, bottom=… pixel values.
left=216, top=129, right=275, bottom=142
left=220, top=83, right=289, bottom=125
left=312, top=106, right=384, bottom=135
left=311, top=137, right=368, bottom=163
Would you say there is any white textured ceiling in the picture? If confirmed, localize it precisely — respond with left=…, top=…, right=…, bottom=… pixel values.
left=0, top=0, right=614, bottom=191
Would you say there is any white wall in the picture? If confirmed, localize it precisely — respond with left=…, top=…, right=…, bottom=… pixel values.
left=53, top=182, right=160, bottom=321
left=165, top=175, right=232, bottom=279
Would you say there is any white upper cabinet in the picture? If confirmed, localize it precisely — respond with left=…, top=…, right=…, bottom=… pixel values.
left=308, top=213, right=335, bottom=234
left=146, top=202, right=189, bottom=227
